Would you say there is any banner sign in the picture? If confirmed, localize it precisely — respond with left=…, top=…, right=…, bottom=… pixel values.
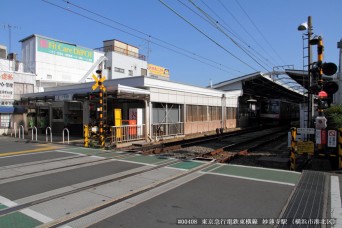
left=148, top=64, right=170, bottom=78
left=0, top=72, right=14, bottom=101
left=37, top=37, right=94, bottom=62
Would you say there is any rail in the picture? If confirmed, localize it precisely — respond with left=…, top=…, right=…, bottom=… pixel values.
left=31, top=126, right=38, bottom=141
left=151, top=122, right=184, bottom=138
left=111, top=124, right=145, bottom=144
left=63, top=128, right=70, bottom=144
left=18, top=125, right=24, bottom=139
left=46, top=127, right=52, bottom=143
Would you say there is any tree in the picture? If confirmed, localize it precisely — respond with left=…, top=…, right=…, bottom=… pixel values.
left=324, top=105, right=342, bottom=129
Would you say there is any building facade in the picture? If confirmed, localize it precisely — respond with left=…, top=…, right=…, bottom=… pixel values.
left=0, top=45, right=36, bottom=134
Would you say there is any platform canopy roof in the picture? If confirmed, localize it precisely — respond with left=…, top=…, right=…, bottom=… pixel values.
left=21, top=80, right=150, bottom=102
left=211, top=71, right=307, bottom=103
left=285, top=69, right=309, bottom=90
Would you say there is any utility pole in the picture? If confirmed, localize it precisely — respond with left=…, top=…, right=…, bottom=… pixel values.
left=307, top=16, right=313, bottom=128
left=2, top=24, right=20, bottom=54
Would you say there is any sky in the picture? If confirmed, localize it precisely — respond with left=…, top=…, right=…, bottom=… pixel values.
left=1, top=0, right=341, bottom=87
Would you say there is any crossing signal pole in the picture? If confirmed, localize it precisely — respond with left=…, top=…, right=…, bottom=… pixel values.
left=91, top=70, right=107, bottom=148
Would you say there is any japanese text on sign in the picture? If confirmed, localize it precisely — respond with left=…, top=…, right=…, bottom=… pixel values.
left=0, top=72, right=14, bottom=100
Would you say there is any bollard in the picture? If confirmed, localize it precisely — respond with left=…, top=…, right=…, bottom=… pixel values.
left=84, top=125, right=89, bottom=148
left=31, top=126, right=38, bottom=141
left=46, top=127, right=52, bottom=143
left=18, top=125, right=24, bottom=140
left=63, top=128, right=69, bottom=144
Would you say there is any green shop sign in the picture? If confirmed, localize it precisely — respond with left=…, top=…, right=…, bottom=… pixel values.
left=37, top=37, right=94, bottom=62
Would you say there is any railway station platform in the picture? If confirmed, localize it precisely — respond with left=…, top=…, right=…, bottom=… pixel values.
left=0, top=136, right=340, bottom=227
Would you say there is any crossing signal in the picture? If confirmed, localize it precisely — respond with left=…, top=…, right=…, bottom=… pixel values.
left=322, top=62, right=337, bottom=76
left=323, top=81, right=339, bottom=95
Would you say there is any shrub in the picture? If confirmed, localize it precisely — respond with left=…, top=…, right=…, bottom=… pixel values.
left=325, top=105, right=342, bottom=129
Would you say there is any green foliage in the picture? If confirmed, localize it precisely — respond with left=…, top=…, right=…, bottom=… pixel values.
left=325, top=105, right=342, bottom=128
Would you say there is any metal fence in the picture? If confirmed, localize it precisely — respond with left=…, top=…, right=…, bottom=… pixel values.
left=151, top=122, right=184, bottom=138
left=110, top=124, right=145, bottom=144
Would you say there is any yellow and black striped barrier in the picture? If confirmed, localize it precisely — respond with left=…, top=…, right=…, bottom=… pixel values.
left=338, top=128, right=342, bottom=169
left=84, top=124, right=89, bottom=148
left=290, top=127, right=297, bottom=171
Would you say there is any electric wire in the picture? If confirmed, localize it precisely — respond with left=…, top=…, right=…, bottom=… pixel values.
left=63, top=0, right=242, bottom=74
left=235, top=0, right=286, bottom=65
left=187, top=0, right=270, bottom=72
left=199, top=0, right=276, bottom=69
left=42, top=0, right=242, bottom=75
left=217, top=0, right=274, bottom=62
left=159, top=0, right=258, bottom=72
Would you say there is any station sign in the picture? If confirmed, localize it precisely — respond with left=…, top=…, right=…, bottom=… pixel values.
left=297, top=128, right=315, bottom=134
left=55, top=94, right=72, bottom=101
left=327, top=130, right=337, bottom=147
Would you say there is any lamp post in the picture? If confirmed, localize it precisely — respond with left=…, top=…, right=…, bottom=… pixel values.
left=298, top=16, right=313, bottom=129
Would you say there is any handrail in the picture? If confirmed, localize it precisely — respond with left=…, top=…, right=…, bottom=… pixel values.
left=18, top=125, right=24, bottom=139
left=63, top=128, right=69, bottom=144
left=46, top=127, right=52, bottom=143
left=31, top=126, right=38, bottom=141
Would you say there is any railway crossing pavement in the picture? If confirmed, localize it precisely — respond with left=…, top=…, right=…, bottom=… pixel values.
left=0, top=136, right=340, bottom=227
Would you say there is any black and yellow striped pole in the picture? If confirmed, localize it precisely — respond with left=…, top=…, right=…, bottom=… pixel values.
left=339, top=128, right=342, bottom=169
left=84, top=124, right=89, bottom=148
left=91, top=70, right=106, bottom=148
left=96, top=70, right=106, bottom=148
left=290, top=127, right=297, bottom=171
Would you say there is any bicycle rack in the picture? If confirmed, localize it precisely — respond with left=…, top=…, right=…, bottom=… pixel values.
left=31, top=126, right=38, bottom=141
left=18, top=125, right=24, bottom=139
left=46, top=127, right=52, bottom=143
left=63, top=128, right=69, bottom=144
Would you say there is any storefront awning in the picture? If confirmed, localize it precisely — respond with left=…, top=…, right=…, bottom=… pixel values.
left=0, top=106, right=14, bottom=113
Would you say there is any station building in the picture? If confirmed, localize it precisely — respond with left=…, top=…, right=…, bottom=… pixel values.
left=10, top=34, right=239, bottom=143
left=4, top=34, right=308, bottom=143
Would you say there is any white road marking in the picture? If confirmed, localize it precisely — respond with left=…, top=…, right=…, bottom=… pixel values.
left=0, top=195, right=60, bottom=225
left=331, top=176, right=342, bottom=228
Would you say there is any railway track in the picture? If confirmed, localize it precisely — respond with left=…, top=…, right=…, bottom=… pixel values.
left=134, top=126, right=289, bottom=163
left=0, top=127, right=291, bottom=227
left=0, top=152, right=218, bottom=228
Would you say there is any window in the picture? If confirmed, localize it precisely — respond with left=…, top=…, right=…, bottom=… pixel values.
left=114, top=67, right=125, bottom=73
left=209, top=106, right=222, bottom=121
left=52, top=107, right=63, bottom=120
left=47, top=74, right=52, bottom=79
left=226, top=107, right=237, bottom=119
left=128, top=70, right=133, bottom=76
left=0, top=114, right=11, bottom=128
left=186, top=105, right=207, bottom=122
left=141, top=68, right=147, bottom=76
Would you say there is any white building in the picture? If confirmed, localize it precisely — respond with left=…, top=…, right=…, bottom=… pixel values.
left=0, top=45, right=36, bottom=134
left=20, top=34, right=105, bottom=88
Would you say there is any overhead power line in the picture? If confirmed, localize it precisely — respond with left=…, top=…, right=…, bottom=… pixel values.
left=41, top=0, right=243, bottom=75
left=234, top=0, right=286, bottom=65
left=159, top=0, right=258, bottom=72
left=187, top=0, right=270, bottom=72
left=199, top=0, right=276, bottom=68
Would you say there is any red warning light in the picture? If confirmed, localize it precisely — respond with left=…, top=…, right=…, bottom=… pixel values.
left=318, top=90, right=328, bottom=98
